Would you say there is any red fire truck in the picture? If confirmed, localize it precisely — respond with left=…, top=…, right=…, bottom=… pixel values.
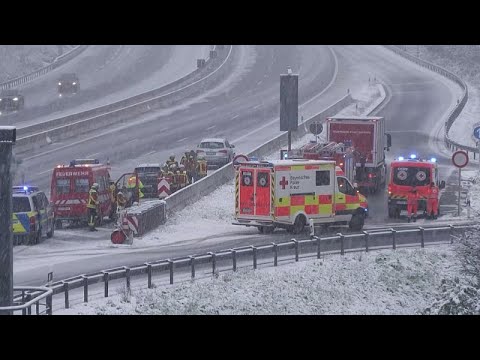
left=285, top=141, right=356, bottom=185
left=50, top=159, right=114, bottom=228
left=387, top=156, right=445, bottom=218
left=325, top=116, right=392, bottom=194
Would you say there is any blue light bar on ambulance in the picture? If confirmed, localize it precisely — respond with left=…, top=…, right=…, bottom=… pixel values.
left=398, top=156, right=404, bottom=161
left=430, top=157, right=437, bottom=163
left=410, top=154, right=417, bottom=159
left=13, top=185, right=39, bottom=193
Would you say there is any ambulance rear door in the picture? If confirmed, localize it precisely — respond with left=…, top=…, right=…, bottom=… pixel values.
left=238, top=166, right=272, bottom=219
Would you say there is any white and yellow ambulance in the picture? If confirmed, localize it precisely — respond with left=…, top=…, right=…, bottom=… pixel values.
left=233, top=159, right=368, bottom=234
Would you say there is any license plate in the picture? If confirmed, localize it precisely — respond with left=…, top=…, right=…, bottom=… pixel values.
left=206, top=152, right=216, bottom=155
left=58, top=207, right=71, bottom=211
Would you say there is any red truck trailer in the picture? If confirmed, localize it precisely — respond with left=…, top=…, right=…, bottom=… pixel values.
left=325, top=116, right=391, bottom=193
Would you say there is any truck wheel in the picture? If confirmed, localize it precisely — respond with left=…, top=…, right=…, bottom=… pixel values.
left=349, top=212, right=365, bottom=231
left=55, top=219, right=63, bottom=230
left=257, top=227, right=264, bottom=234
left=47, top=221, right=54, bottom=238
left=263, top=226, right=275, bottom=234
left=292, top=215, right=306, bottom=234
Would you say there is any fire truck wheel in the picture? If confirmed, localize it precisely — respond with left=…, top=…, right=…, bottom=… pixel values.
left=291, top=215, right=306, bottom=234
left=349, top=212, right=365, bottom=231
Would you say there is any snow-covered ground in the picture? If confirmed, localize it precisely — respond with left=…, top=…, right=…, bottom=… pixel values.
left=59, top=245, right=461, bottom=315
left=0, top=45, right=74, bottom=82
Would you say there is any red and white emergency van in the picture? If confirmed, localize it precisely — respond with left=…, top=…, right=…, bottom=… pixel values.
left=387, top=156, right=445, bottom=218
left=50, top=159, right=114, bottom=228
left=233, top=159, right=368, bottom=234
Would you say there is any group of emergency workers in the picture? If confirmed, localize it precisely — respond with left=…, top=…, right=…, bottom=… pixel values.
left=161, top=151, right=207, bottom=194
left=406, top=182, right=439, bottom=223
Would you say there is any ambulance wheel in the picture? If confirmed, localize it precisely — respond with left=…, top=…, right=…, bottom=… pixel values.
left=291, top=215, right=306, bottom=234
left=349, top=212, right=365, bottom=231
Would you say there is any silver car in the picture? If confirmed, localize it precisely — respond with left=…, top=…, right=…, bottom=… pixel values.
left=197, top=138, right=235, bottom=168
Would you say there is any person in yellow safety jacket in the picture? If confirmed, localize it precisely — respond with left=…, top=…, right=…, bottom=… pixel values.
left=178, top=164, right=189, bottom=188
left=109, top=180, right=117, bottom=213
left=127, top=175, right=145, bottom=203
left=87, top=183, right=100, bottom=231
left=180, top=151, right=189, bottom=167
left=166, top=154, right=179, bottom=169
left=169, top=164, right=179, bottom=193
left=196, top=154, right=208, bottom=180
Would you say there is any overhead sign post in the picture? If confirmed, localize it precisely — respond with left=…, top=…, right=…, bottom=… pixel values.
left=309, top=122, right=323, bottom=143
left=280, top=68, right=299, bottom=151
left=232, top=154, right=249, bottom=168
left=473, top=126, right=480, bottom=171
left=452, top=150, right=469, bottom=217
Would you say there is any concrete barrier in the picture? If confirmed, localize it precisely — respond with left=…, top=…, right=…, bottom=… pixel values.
left=165, top=94, right=354, bottom=214
left=125, top=200, right=167, bottom=237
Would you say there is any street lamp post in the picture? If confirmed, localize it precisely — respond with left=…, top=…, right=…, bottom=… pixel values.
left=0, top=126, right=16, bottom=315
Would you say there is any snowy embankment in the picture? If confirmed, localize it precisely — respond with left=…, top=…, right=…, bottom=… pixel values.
left=59, top=245, right=461, bottom=315
left=413, top=46, right=480, bottom=149
left=0, top=45, right=74, bottom=83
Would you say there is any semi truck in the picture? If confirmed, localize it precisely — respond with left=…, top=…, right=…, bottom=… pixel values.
left=325, top=116, right=392, bottom=194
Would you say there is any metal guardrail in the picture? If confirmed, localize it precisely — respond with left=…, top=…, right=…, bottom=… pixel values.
left=0, top=46, right=89, bottom=91
left=35, top=224, right=475, bottom=313
left=0, top=286, right=53, bottom=315
left=15, top=45, right=233, bottom=153
left=383, top=45, right=475, bottom=157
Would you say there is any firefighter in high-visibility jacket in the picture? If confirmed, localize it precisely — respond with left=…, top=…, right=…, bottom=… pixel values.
left=196, top=154, right=208, bottom=179
left=169, top=164, right=179, bottom=193
left=116, top=191, right=127, bottom=212
left=166, top=154, right=179, bottom=169
left=127, top=175, right=145, bottom=203
left=87, top=183, right=100, bottom=231
left=407, top=186, right=419, bottom=223
left=178, top=164, right=189, bottom=189
left=109, top=180, right=117, bottom=214
left=427, top=182, right=439, bottom=220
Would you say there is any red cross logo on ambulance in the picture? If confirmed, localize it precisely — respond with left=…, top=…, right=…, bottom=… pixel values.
left=279, top=176, right=289, bottom=189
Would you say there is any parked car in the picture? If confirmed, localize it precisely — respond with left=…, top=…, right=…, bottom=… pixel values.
left=58, top=73, right=80, bottom=96
left=196, top=138, right=235, bottom=168
left=12, top=186, right=54, bottom=245
left=0, top=89, right=25, bottom=113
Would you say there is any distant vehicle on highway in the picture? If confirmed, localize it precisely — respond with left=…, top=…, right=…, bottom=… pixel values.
left=58, top=73, right=80, bottom=96
left=196, top=137, right=235, bottom=168
left=0, top=89, right=25, bottom=113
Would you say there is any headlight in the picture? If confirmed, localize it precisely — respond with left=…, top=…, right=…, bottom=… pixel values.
left=58, top=82, right=62, bottom=86
left=13, top=97, right=18, bottom=101
left=72, top=82, right=76, bottom=85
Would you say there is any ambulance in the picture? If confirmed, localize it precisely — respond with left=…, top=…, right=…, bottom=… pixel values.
left=387, top=155, right=446, bottom=218
left=233, top=159, right=368, bottom=234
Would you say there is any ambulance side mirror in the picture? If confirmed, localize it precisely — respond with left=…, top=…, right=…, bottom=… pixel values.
left=439, top=180, right=446, bottom=189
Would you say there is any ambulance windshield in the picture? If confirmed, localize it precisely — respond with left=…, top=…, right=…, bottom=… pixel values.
left=393, top=166, right=430, bottom=187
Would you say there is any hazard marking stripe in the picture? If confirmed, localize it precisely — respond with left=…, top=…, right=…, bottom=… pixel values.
left=335, top=204, right=347, bottom=211
left=305, top=205, right=319, bottom=215
left=275, top=166, right=291, bottom=171
left=318, top=195, right=332, bottom=204
left=305, top=165, right=319, bottom=170
left=291, top=165, right=305, bottom=171
left=319, top=204, right=332, bottom=215
left=275, top=206, right=290, bottom=217
left=290, top=205, right=304, bottom=215
left=304, top=195, right=318, bottom=206
left=290, top=196, right=305, bottom=206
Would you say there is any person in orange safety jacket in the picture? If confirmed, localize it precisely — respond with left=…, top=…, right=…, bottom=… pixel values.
left=426, top=182, right=439, bottom=220
left=407, top=186, right=419, bottom=223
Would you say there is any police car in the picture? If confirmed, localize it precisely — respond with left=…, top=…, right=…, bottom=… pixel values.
left=12, top=186, right=54, bottom=245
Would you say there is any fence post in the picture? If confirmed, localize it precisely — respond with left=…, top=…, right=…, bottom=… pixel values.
left=145, top=263, right=153, bottom=288
left=26, top=294, right=32, bottom=315
left=46, top=294, right=52, bottom=315
left=102, top=271, right=109, bottom=297
left=391, top=229, right=397, bottom=250
left=449, top=225, right=455, bottom=244
left=363, top=231, right=369, bottom=252
left=21, top=290, right=26, bottom=315
left=292, top=239, right=299, bottom=262
left=63, top=282, right=69, bottom=309
left=36, top=300, right=40, bottom=315
left=419, top=227, right=425, bottom=248
left=83, top=276, right=88, bottom=303
left=314, top=236, right=321, bottom=259
left=189, top=257, right=195, bottom=279
left=338, top=233, right=345, bottom=255
left=125, top=267, right=131, bottom=291
left=272, top=243, right=278, bottom=266
left=252, top=246, right=257, bottom=269
left=231, top=250, right=237, bottom=272
left=168, top=260, right=174, bottom=284
left=209, top=252, right=216, bottom=275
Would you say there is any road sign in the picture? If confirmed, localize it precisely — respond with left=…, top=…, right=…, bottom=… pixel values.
left=233, top=154, right=249, bottom=167
left=309, top=122, right=323, bottom=135
left=452, top=150, right=469, bottom=168
left=474, top=126, right=480, bottom=140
